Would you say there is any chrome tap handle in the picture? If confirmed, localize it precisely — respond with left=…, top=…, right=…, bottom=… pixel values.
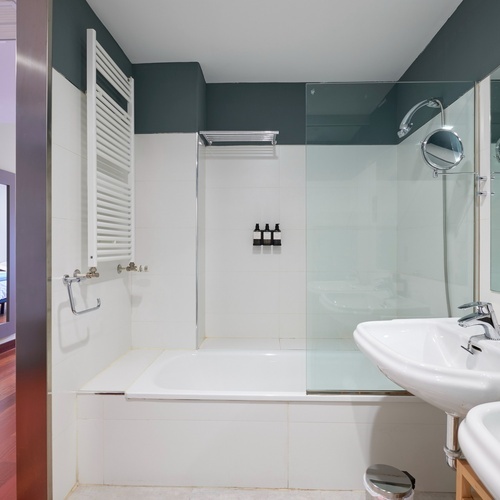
left=458, top=301, right=490, bottom=310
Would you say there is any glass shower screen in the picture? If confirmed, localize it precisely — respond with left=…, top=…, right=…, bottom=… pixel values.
left=305, top=81, right=475, bottom=393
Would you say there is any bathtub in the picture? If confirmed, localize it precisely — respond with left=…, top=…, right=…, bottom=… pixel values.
left=123, top=347, right=403, bottom=401
left=126, top=349, right=306, bottom=401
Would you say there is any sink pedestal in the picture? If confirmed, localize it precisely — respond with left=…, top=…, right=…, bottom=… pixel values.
left=456, top=459, right=493, bottom=500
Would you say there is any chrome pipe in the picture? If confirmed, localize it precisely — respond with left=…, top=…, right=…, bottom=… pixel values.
left=444, top=414, right=463, bottom=469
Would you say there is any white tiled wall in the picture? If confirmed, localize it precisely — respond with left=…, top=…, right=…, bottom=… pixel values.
left=51, top=70, right=132, bottom=500
left=132, top=133, right=198, bottom=349
left=77, top=394, right=455, bottom=492
left=131, top=141, right=306, bottom=346
left=203, top=146, right=306, bottom=340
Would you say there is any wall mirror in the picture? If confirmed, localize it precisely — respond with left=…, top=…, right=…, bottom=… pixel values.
left=421, top=129, right=464, bottom=171
left=0, top=169, right=15, bottom=340
left=490, top=68, right=500, bottom=291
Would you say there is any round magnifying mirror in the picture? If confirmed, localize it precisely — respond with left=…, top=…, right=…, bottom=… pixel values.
left=495, top=138, right=500, bottom=162
left=421, top=129, right=464, bottom=171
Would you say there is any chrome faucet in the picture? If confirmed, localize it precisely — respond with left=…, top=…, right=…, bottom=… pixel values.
left=458, top=301, right=500, bottom=354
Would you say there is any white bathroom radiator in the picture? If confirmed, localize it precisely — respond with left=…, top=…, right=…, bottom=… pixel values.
left=87, top=28, right=134, bottom=267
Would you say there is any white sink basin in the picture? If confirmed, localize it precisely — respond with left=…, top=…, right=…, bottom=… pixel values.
left=353, top=318, right=500, bottom=417
left=459, top=402, right=500, bottom=498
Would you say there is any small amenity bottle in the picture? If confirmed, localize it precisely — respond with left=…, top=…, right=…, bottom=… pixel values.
left=272, top=223, right=281, bottom=246
left=253, top=224, right=262, bottom=246
left=262, top=223, right=272, bottom=245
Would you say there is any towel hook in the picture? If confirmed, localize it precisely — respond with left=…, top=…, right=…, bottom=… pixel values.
left=63, top=274, right=101, bottom=315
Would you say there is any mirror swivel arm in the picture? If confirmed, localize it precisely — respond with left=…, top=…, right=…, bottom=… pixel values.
left=63, top=274, right=101, bottom=315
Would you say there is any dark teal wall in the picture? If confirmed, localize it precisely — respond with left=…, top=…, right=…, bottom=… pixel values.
left=52, top=0, right=132, bottom=90
left=134, top=63, right=206, bottom=134
left=402, top=0, right=500, bottom=82
left=206, top=84, right=305, bottom=144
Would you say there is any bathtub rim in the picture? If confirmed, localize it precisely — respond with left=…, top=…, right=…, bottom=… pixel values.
left=78, top=348, right=413, bottom=403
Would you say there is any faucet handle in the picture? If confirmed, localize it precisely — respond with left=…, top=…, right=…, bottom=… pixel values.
left=458, top=301, right=491, bottom=311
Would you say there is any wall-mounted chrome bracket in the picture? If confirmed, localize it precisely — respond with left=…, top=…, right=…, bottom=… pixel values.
left=476, top=174, right=489, bottom=197
left=117, top=261, right=149, bottom=274
left=63, top=273, right=101, bottom=315
left=73, top=267, right=100, bottom=279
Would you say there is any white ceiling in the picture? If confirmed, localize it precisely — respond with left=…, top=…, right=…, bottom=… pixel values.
left=86, top=0, right=463, bottom=83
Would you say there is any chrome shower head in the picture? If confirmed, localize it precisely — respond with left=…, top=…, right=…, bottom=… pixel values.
left=397, top=98, right=442, bottom=139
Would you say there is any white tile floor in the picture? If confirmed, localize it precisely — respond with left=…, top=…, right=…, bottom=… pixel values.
left=67, top=486, right=454, bottom=499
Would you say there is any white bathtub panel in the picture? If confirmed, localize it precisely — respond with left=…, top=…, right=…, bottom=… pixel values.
left=135, top=133, right=197, bottom=182
left=102, top=397, right=287, bottom=422
left=103, top=420, right=288, bottom=488
left=131, top=320, right=196, bottom=350
left=135, top=180, right=196, bottom=229
left=289, top=401, right=444, bottom=425
left=78, top=418, right=104, bottom=485
left=205, top=313, right=281, bottom=339
left=288, top=421, right=453, bottom=491
left=289, top=422, right=367, bottom=490
left=279, top=146, right=306, bottom=188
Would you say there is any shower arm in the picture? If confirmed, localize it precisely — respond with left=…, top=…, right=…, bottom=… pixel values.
left=398, top=98, right=444, bottom=138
